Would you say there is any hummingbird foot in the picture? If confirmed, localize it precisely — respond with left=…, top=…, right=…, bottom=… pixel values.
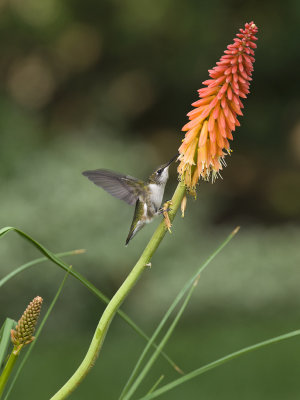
left=158, top=200, right=172, bottom=214
left=161, top=200, right=173, bottom=233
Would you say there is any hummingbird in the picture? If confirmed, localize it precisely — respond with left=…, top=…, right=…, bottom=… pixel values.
left=82, top=155, right=177, bottom=245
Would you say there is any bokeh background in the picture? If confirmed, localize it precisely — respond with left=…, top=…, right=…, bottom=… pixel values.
left=1, top=0, right=300, bottom=399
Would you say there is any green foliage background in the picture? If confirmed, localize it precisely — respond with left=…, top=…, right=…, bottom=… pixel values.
left=0, top=0, right=299, bottom=398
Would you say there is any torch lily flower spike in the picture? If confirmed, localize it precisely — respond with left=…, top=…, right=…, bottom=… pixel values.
left=11, top=296, right=43, bottom=351
left=178, top=21, right=258, bottom=192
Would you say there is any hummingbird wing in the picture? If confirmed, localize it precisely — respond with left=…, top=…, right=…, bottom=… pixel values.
left=82, top=169, right=145, bottom=206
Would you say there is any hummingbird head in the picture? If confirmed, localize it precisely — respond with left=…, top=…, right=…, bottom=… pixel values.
left=149, top=155, right=178, bottom=185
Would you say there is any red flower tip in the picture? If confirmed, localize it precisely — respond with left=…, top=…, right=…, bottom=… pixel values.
left=178, top=22, right=258, bottom=190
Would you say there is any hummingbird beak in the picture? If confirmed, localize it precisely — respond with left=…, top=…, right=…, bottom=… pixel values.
left=165, top=154, right=179, bottom=168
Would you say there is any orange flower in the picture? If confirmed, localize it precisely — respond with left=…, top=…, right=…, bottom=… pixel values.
left=178, top=22, right=258, bottom=191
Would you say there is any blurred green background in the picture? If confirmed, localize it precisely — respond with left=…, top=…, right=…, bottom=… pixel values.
left=0, top=0, right=300, bottom=398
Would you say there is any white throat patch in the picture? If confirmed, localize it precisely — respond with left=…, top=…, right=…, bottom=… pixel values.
left=148, top=183, right=164, bottom=210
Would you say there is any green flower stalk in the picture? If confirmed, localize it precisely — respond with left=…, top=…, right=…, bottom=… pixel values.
left=0, top=296, right=43, bottom=397
left=50, top=181, right=186, bottom=400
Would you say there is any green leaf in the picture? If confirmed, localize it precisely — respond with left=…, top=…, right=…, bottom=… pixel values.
left=137, top=329, right=300, bottom=400
left=120, top=227, right=239, bottom=399
left=0, top=250, right=85, bottom=288
left=3, top=266, right=72, bottom=400
left=0, top=226, right=178, bottom=372
left=0, top=319, right=16, bottom=372
left=123, top=278, right=199, bottom=400
left=146, top=375, right=164, bottom=395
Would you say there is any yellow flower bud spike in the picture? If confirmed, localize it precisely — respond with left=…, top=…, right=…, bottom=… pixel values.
left=11, top=296, right=43, bottom=348
left=0, top=296, right=43, bottom=397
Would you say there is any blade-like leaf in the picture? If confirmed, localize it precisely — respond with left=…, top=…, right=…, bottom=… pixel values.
left=3, top=267, right=72, bottom=400
left=0, top=319, right=16, bottom=372
left=146, top=375, right=164, bottom=395
left=0, top=226, right=179, bottom=372
left=123, top=277, right=199, bottom=400
left=138, top=329, right=300, bottom=400
left=120, top=227, right=239, bottom=399
left=0, top=250, right=85, bottom=288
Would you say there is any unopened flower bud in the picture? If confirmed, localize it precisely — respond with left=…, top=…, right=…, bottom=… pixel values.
left=11, top=296, right=43, bottom=348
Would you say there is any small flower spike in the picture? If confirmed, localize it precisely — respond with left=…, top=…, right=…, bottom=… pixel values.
left=11, top=296, right=43, bottom=351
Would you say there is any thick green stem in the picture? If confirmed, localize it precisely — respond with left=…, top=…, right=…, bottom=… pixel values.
left=0, top=346, right=21, bottom=398
left=50, top=181, right=186, bottom=400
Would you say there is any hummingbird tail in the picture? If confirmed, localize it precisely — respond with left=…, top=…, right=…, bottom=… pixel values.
left=125, top=229, right=136, bottom=246
left=125, top=220, right=145, bottom=246
left=125, top=225, right=138, bottom=246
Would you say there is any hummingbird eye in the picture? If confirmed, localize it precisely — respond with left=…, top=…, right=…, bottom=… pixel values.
left=156, top=169, right=163, bottom=175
